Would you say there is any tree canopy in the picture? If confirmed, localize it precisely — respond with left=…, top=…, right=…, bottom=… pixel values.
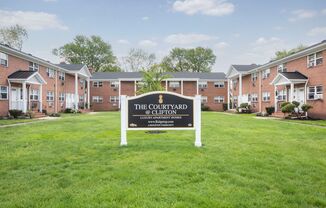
left=161, top=47, right=216, bottom=72
left=272, top=44, right=306, bottom=61
left=0, top=24, right=28, bottom=50
left=121, top=48, right=156, bottom=72
left=52, top=35, right=119, bottom=72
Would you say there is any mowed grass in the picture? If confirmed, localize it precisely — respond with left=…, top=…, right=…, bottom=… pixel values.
left=0, top=112, right=325, bottom=208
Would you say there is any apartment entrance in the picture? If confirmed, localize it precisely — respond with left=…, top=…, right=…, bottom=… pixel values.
left=293, top=87, right=305, bottom=106
left=11, top=88, right=24, bottom=111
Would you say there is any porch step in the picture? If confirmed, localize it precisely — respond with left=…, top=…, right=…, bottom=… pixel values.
left=272, top=112, right=285, bottom=118
left=31, top=111, right=47, bottom=118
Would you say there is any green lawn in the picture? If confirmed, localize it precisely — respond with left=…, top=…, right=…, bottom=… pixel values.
left=0, top=112, right=325, bottom=207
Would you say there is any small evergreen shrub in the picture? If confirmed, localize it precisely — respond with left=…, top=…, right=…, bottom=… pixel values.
left=281, top=103, right=295, bottom=114
left=265, top=107, right=275, bottom=115
left=223, top=103, right=228, bottom=111
left=301, top=104, right=313, bottom=112
left=292, top=101, right=300, bottom=107
left=281, top=102, right=290, bottom=108
left=9, top=110, right=23, bottom=118
left=201, top=105, right=210, bottom=111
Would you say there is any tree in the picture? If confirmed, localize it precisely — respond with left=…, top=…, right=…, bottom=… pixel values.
left=0, top=24, right=28, bottom=50
left=137, top=65, right=171, bottom=94
left=122, top=48, right=156, bottom=72
left=52, top=35, right=119, bottom=72
left=161, top=47, right=216, bottom=72
left=272, top=44, right=306, bottom=60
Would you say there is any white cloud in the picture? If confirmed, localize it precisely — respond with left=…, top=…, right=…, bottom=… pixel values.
left=172, top=0, right=234, bottom=16
left=322, top=9, right=326, bottom=15
left=141, top=16, right=149, bottom=21
left=138, top=40, right=157, bottom=48
left=117, top=39, right=130, bottom=44
left=43, top=0, right=57, bottom=2
left=288, top=9, right=317, bottom=22
left=255, top=37, right=281, bottom=45
left=307, top=27, right=326, bottom=36
left=164, top=33, right=217, bottom=45
left=215, top=41, right=229, bottom=49
left=273, top=26, right=283, bottom=30
left=0, top=10, right=68, bottom=30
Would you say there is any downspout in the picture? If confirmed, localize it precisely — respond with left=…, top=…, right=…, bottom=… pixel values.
left=304, top=79, right=308, bottom=117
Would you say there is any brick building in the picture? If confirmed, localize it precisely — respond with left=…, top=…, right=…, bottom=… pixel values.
left=0, top=44, right=92, bottom=116
left=90, top=72, right=227, bottom=111
left=227, top=40, right=326, bottom=119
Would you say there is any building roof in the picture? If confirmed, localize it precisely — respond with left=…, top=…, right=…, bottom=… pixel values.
left=55, top=63, right=85, bottom=71
left=280, top=72, right=308, bottom=80
left=91, top=72, right=226, bottom=80
left=231, top=64, right=260, bottom=72
left=8, top=70, right=37, bottom=79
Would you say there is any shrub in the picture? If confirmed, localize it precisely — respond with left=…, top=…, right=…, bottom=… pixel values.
left=49, top=113, right=61, bottom=117
left=223, top=103, right=228, bottom=111
left=64, top=108, right=73, bottom=113
left=9, top=110, right=23, bottom=118
left=292, top=101, right=300, bottom=107
left=237, top=103, right=252, bottom=113
left=281, top=102, right=290, bottom=108
left=281, top=103, right=295, bottom=114
left=42, top=109, right=47, bottom=115
left=201, top=105, right=210, bottom=111
left=301, top=104, right=313, bottom=112
left=240, top=103, right=249, bottom=108
left=265, top=106, right=275, bottom=115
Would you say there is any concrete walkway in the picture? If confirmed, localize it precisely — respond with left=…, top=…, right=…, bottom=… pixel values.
left=0, top=117, right=60, bottom=128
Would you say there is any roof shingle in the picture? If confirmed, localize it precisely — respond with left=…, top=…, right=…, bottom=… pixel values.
left=8, top=70, right=36, bottom=79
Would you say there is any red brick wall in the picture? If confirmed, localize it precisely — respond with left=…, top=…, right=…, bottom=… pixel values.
left=90, top=81, right=119, bottom=111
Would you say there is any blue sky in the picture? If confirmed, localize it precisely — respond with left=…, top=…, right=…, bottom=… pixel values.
left=0, top=0, right=326, bottom=72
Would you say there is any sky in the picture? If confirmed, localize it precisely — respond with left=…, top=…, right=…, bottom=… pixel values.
left=0, top=0, right=326, bottom=73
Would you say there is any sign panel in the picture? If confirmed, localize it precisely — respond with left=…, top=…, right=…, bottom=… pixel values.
left=128, top=93, right=193, bottom=128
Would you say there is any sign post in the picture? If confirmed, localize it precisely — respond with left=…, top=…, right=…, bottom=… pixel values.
left=120, top=91, right=201, bottom=147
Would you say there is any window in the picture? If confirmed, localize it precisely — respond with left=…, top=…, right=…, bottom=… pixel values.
left=93, top=81, right=103, bottom=87
left=308, top=86, right=323, bottom=100
left=79, top=95, right=84, bottom=102
left=58, top=71, right=65, bottom=81
left=169, top=81, right=180, bottom=88
left=262, top=69, right=270, bottom=79
left=308, top=52, right=323, bottom=68
left=92, top=96, right=103, bottom=103
left=0, top=52, right=8, bottom=67
left=0, top=86, right=8, bottom=99
left=277, top=64, right=287, bottom=73
left=46, top=91, right=54, bottom=101
left=59, top=93, right=65, bottom=101
left=109, top=96, right=119, bottom=103
left=214, top=81, right=225, bottom=88
left=262, top=92, right=270, bottom=101
left=29, top=89, right=39, bottom=101
left=251, top=93, right=258, bottom=102
left=201, top=96, right=208, bottom=103
left=29, top=62, right=39, bottom=71
left=198, top=81, right=208, bottom=89
left=277, top=90, right=287, bottom=101
left=214, top=96, right=224, bottom=103
left=110, top=81, right=119, bottom=88
left=232, top=79, right=238, bottom=90
left=46, top=68, right=55, bottom=78
left=251, top=72, right=258, bottom=82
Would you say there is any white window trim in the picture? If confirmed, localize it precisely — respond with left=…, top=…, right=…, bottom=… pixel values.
left=169, top=81, right=180, bottom=88
left=214, top=81, right=225, bottom=88
left=29, top=89, right=39, bottom=101
left=46, top=68, right=55, bottom=78
left=0, top=85, right=9, bottom=100
left=93, top=81, right=103, bottom=87
left=262, top=69, right=270, bottom=79
left=109, top=96, right=119, bottom=103
left=307, top=85, right=323, bottom=100
left=251, top=73, right=258, bottom=82
left=29, top=62, right=39, bottom=71
left=0, top=52, right=8, bottom=67
left=198, top=81, right=208, bottom=89
left=307, top=51, right=323, bottom=68
left=59, top=93, right=65, bottom=101
left=46, top=91, right=54, bottom=101
left=92, top=96, right=103, bottom=103
left=251, top=93, right=258, bottom=102
left=201, top=96, right=208, bottom=103
left=214, top=96, right=224, bottom=103
left=110, top=81, right=119, bottom=88
left=58, top=71, right=65, bottom=81
left=262, top=92, right=271, bottom=101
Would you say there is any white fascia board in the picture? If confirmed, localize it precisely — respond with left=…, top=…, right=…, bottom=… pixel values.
left=248, top=41, right=326, bottom=73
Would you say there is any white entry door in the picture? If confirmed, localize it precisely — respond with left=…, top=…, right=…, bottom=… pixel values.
left=293, top=88, right=305, bottom=106
left=66, top=93, right=74, bottom=109
left=11, top=88, right=24, bottom=110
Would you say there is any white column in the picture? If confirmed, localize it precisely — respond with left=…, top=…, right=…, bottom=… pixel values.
left=87, top=78, right=90, bottom=109
left=238, top=74, right=242, bottom=106
left=8, top=81, right=11, bottom=110
left=196, top=80, right=199, bottom=95
left=181, top=80, right=184, bottom=95
left=194, top=95, right=202, bottom=147
left=118, top=80, right=121, bottom=108
left=274, top=85, right=277, bottom=112
left=22, top=82, right=27, bottom=113
left=120, top=95, right=127, bottom=146
left=290, top=83, right=294, bottom=102
left=165, top=80, right=168, bottom=91
left=39, top=84, right=43, bottom=112
left=227, top=79, right=230, bottom=110
left=74, top=73, right=78, bottom=110
left=134, top=80, right=137, bottom=96
left=258, top=71, right=262, bottom=112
